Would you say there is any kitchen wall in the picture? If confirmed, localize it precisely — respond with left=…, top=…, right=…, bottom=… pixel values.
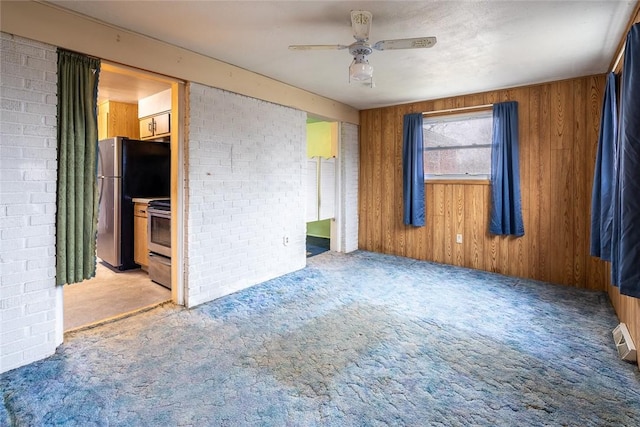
left=185, top=83, right=307, bottom=307
left=0, top=33, right=62, bottom=372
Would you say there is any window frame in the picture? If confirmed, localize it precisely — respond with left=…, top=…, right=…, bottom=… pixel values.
left=422, top=108, right=493, bottom=182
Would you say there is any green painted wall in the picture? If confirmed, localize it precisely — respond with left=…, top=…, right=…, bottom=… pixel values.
left=307, top=121, right=336, bottom=158
left=307, top=219, right=331, bottom=238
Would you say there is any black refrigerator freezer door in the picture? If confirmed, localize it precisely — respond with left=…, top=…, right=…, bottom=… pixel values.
left=121, top=139, right=171, bottom=198
left=118, top=138, right=171, bottom=270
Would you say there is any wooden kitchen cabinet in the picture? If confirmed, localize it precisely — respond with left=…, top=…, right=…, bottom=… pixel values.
left=133, top=202, right=149, bottom=270
left=98, top=101, right=140, bottom=140
left=139, top=112, right=170, bottom=140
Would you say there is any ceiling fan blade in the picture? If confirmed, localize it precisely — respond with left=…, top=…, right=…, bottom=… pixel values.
left=373, top=37, right=437, bottom=51
left=351, top=10, right=372, bottom=41
left=288, top=44, right=348, bottom=51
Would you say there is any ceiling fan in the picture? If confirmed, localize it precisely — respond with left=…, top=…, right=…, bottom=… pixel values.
left=289, top=10, right=437, bottom=85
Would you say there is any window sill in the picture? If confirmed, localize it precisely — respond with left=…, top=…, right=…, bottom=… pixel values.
left=425, top=179, right=490, bottom=185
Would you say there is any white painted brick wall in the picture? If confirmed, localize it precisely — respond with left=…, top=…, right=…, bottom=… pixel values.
left=186, top=83, right=307, bottom=307
left=0, top=32, right=59, bottom=373
left=340, top=123, right=359, bottom=252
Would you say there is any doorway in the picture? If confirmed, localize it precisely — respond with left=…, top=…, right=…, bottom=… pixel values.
left=63, top=62, right=180, bottom=331
left=306, top=118, right=337, bottom=258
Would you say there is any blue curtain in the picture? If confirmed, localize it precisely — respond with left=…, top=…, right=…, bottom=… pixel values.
left=611, top=23, right=640, bottom=298
left=489, top=101, right=524, bottom=236
left=402, top=113, right=425, bottom=226
left=590, top=73, right=617, bottom=261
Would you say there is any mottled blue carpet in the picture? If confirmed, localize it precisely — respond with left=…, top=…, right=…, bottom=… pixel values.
left=2, top=251, right=639, bottom=426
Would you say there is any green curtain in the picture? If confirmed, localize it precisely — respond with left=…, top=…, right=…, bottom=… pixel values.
left=56, top=50, right=101, bottom=285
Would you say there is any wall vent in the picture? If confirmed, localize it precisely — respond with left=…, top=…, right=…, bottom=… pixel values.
left=613, top=323, right=637, bottom=362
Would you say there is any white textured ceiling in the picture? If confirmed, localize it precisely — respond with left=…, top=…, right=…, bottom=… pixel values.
left=50, top=1, right=636, bottom=110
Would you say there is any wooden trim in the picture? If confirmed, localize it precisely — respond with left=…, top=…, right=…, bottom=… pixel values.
left=422, top=104, right=493, bottom=117
left=0, top=0, right=359, bottom=124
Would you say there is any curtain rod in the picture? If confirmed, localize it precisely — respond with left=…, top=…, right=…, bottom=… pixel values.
left=610, top=46, right=625, bottom=73
left=422, top=103, right=493, bottom=116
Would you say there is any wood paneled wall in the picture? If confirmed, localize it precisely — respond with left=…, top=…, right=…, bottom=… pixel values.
left=360, top=74, right=640, bottom=366
left=359, top=75, right=609, bottom=289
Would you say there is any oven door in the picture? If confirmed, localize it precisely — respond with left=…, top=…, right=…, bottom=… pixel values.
left=147, top=208, right=171, bottom=258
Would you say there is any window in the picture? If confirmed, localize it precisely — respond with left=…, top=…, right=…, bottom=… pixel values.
left=423, top=110, right=492, bottom=180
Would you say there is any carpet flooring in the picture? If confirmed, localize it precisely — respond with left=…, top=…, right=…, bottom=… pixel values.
left=2, top=251, right=639, bottom=426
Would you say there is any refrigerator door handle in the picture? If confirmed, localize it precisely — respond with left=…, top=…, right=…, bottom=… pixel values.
left=98, top=176, right=104, bottom=206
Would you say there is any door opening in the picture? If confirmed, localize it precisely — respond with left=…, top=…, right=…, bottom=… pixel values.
left=306, top=118, right=337, bottom=258
left=63, top=62, right=182, bottom=331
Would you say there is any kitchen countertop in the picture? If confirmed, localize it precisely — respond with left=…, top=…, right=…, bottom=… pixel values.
left=132, top=197, right=168, bottom=204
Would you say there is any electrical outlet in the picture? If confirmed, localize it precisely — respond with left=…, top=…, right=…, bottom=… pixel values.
left=283, top=236, right=289, bottom=246
left=456, top=234, right=463, bottom=244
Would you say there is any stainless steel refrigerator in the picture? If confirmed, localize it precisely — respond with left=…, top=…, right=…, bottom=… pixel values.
left=97, top=137, right=170, bottom=270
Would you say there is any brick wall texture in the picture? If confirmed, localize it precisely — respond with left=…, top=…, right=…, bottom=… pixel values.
left=0, top=32, right=360, bottom=372
left=0, top=32, right=60, bottom=373
left=340, top=122, right=359, bottom=253
left=185, top=83, right=308, bottom=307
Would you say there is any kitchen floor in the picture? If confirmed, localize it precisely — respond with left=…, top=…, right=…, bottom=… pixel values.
left=63, top=261, right=171, bottom=331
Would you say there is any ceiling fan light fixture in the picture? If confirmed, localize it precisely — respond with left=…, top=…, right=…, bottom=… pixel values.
left=290, top=10, right=436, bottom=87
left=349, top=58, right=373, bottom=82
